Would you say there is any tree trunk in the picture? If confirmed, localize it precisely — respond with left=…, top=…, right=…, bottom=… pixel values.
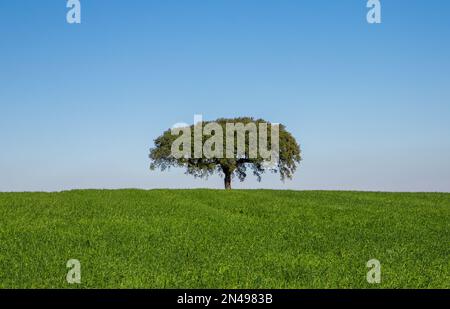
left=224, top=171, right=231, bottom=190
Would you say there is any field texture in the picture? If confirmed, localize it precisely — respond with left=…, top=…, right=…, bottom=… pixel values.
left=0, top=190, right=448, bottom=288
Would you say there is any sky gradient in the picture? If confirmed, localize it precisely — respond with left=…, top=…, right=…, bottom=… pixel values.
left=1, top=0, right=449, bottom=192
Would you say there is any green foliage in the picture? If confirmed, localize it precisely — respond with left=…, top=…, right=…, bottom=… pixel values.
left=149, top=117, right=301, bottom=188
left=0, top=190, right=449, bottom=288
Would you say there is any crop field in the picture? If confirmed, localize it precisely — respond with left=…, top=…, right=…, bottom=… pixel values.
left=0, top=189, right=448, bottom=288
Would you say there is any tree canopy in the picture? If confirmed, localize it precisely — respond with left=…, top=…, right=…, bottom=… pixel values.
left=149, top=117, right=301, bottom=189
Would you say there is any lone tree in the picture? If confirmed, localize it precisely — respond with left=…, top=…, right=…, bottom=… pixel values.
left=149, top=117, right=301, bottom=189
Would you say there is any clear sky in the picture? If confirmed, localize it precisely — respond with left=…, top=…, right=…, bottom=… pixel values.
left=1, top=0, right=449, bottom=192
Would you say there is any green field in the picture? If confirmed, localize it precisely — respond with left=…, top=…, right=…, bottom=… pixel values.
left=0, top=189, right=448, bottom=288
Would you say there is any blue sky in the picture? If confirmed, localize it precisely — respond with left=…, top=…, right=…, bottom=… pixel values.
left=0, top=0, right=449, bottom=192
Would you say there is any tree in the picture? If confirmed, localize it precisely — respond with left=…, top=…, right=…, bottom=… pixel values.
left=149, top=117, right=301, bottom=189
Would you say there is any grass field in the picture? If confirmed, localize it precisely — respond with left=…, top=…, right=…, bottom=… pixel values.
left=0, top=189, right=448, bottom=288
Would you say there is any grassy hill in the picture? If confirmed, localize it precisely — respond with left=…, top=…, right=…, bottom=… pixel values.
left=0, top=189, right=448, bottom=288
